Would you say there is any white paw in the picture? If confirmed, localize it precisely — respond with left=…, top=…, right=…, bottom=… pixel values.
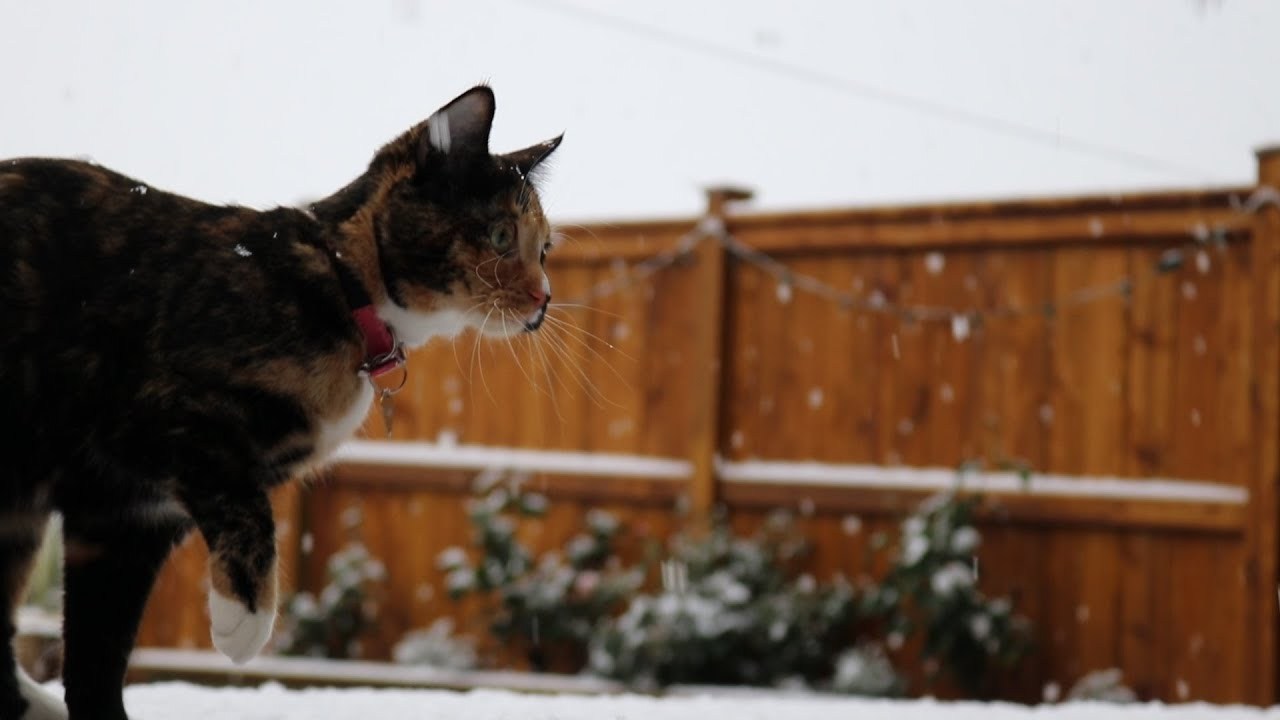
left=18, top=668, right=67, bottom=720
left=208, top=588, right=276, bottom=664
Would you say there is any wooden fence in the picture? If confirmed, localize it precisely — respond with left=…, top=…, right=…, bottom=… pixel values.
left=138, top=148, right=1280, bottom=705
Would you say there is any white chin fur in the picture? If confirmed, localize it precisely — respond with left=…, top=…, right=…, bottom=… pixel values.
left=376, top=302, right=471, bottom=347
left=209, top=588, right=276, bottom=664
left=17, top=667, right=67, bottom=720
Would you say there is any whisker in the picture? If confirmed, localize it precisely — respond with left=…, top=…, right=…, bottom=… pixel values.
left=540, top=316, right=635, bottom=396
left=543, top=312, right=637, bottom=363
left=521, top=327, right=567, bottom=424
left=539, top=324, right=626, bottom=410
left=470, top=305, right=498, bottom=406
left=547, top=302, right=625, bottom=320
left=500, top=310, right=550, bottom=399
left=539, top=326, right=609, bottom=410
left=529, top=322, right=576, bottom=401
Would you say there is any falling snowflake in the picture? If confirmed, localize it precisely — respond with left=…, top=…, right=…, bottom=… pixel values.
left=939, top=383, right=955, bottom=404
left=807, top=387, right=824, bottom=409
left=951, top=314, right=971, bottom=342
left=233, top=244, right=253, bottom=257
left=1196, top=250, right=1211, bottom=274
left=1182, top=281, right=1197, bottom=300
left=1075, top=604, right=1090, bottom=623
left=1088, top=217, right=1105, bottom=238
left=130, top=185, right=148, bottom=195
left=1039, top=404, right=1055, bottom=425
left=924, top=252, right=946, bottom=275
left=776, top=282, right=793, bottom=304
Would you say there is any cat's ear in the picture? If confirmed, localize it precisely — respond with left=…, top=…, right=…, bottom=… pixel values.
left=417, top=85, right=496, bottom=169
left=503, top=135, right=564, bottom=178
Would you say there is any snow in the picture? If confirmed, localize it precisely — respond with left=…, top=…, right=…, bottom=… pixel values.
left=91, top=680, right=1280, bottom=720
left=718, top=459, right=1247, bottom=505
left=332, top=440, right=691, bottom=480
left=331, top=441, right=1245, bottom=505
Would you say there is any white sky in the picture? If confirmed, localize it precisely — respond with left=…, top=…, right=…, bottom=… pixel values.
left=1, top=1, right=1276, bottom=222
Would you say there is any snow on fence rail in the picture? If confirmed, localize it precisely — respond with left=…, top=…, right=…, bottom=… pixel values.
left=717, top=459, right=1248, bottom=505
left=331, top=440, right=1247, bottom=506
left=331, top=440, right=692, bottom=480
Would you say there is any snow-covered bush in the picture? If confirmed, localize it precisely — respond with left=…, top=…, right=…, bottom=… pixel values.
left=391, top=618, right=478, bottom=670
left=1064, top=668, right=1137, bottom=703
left=830, top=644, right=904, bottom=696
left=588, top=511, right=865, bottom=690
left=867, top=492, right=1031, bottom=694
left=276, top=541, right=386, bottom=659
left=590, top=494, right=1029, bottom=697
left=438, top=472, right=643, bottom=670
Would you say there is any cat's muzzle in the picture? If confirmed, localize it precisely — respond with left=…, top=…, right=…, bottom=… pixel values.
left=524, top=299, right=549, bottom=331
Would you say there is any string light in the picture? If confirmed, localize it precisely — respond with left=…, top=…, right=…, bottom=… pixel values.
left=565, top=187, right=1278, bottom=330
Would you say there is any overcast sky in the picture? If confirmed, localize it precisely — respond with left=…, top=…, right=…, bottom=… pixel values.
left=1, top=1, right=1276, bottom=221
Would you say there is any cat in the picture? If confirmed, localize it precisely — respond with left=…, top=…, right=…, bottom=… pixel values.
left=0, top=85, right=561, bottom=720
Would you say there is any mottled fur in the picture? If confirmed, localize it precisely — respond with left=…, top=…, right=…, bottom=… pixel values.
left=0, top=86, right=559, bottom=720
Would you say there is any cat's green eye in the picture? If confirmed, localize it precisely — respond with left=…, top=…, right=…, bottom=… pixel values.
left=489, top=224, right=514, bottom=252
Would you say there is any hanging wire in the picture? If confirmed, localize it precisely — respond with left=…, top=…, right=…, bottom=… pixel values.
left=515, top=0, right=1219, bottom=183
left=561, top=186, right=1276, bottom=330
left=564, top=218, right=716, bottom=305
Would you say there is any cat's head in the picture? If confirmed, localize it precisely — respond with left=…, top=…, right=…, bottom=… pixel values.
left=334, top=86, right=562, bottom=347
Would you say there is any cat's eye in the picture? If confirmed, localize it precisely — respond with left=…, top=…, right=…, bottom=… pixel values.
left=489, top=224, right=515, bottom=252
left=540, top=242, right=551, bottom=264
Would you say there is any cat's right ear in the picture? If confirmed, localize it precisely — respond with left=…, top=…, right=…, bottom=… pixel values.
left=416, top=85, right=496, bottom=171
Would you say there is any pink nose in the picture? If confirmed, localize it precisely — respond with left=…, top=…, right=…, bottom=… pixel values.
left=528, top=288, right=549, bottom=305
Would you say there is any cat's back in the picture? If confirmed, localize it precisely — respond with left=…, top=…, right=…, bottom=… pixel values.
left=0, top=157, right=229, bottom=231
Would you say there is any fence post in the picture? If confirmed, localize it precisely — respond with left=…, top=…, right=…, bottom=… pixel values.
left=1253, top=145, right=1280, bottom=705
left=687, top=187, right=753, bottom=520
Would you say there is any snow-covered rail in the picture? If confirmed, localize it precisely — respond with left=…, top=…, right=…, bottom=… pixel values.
left=332, top=440, right=1246, bottom=507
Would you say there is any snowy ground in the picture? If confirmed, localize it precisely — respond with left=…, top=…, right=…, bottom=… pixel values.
left=101, top=683, right=1280, bottom=720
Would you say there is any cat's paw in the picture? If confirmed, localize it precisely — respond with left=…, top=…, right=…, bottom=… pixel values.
left=208, top=589, right=276, bottom=664
left=17, top=668, right=68, bottom=720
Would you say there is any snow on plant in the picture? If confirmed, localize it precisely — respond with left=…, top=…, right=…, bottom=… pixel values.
left=391, top=617, right=478, bottom=670
left=436, top=472, right=642, bottom=670
left=588, top=510, right=863, bottom=691
left=868, top=491, right=1031, bottom=695
left=276, top=540, right=387, bottom=659
left=831, top=644, right=904, bottom=697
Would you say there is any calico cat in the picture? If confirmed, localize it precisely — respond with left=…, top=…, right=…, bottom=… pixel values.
left=0, top=85, right=561, bottom=720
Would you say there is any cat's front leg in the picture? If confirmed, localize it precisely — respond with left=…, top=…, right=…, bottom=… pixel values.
left=181, top=486, right=278, bottom=664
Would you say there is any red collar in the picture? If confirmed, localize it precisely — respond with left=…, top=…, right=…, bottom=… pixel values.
left=352, top=305, right=406, bottom=378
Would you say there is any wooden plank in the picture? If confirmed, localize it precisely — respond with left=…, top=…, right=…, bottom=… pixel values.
left=731, top=208, right=1251, bottom=255
left=328, top=464, right=683, bottom=506
left=685, top=191, right=739, bottom=517
left=1250, top=147, right=1280, bottom=704
left=1045, top=245, right=1130, bottom=476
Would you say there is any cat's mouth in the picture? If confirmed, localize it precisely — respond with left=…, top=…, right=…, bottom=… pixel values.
left=523, top=302, right=548, bottom=332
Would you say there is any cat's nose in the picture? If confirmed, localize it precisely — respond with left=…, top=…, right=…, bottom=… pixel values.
left=528, top=288, right=549, bottom=305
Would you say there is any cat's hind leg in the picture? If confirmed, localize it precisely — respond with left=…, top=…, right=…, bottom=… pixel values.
left=0, top=510, right=66, bottom=720
left=60, top=508, right=190, bottom=720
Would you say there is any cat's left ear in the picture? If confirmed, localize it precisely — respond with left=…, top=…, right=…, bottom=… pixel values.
left=503, top=135, right=564, bottom=178
left=417, top=85, right=496, bottom=169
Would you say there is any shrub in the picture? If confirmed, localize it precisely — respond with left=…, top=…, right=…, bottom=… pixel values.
left=437, top=472, right=643, bottom=670
left=588, top=511, right=861, bottom=690
left=276, top=541, right=386, bottom=659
